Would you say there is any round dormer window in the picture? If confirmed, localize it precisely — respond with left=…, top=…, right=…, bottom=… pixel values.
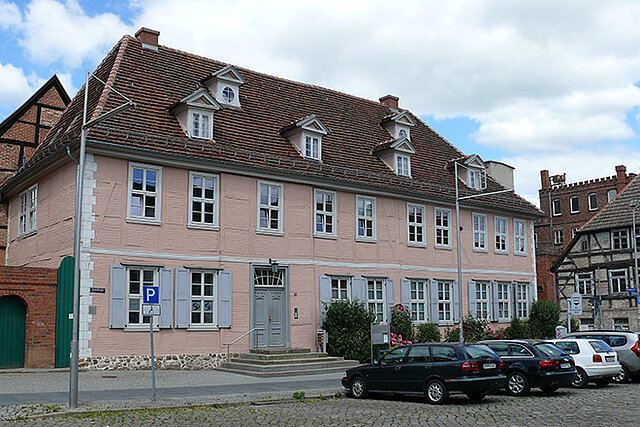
left=398, top=129, right=407, bottom=138
left=222, top=86, right=235, bottom=104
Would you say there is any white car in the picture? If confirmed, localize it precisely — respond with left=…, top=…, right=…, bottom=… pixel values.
left=549, top=338, right=621, bottom=388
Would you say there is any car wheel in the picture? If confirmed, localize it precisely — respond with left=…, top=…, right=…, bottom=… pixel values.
left=351, top=376, right=368, bottom=399
left=594, top=378, right=612, bottom=387
left=572, top=367, right=589, bottom=388
left=466, top=391, right=487, bottom=402
left=613, top=366, right=630, bottom=383
left=425, top=379, right=449, bottom=404
left=506, top=371, right=530, bottom=396
left=540, top=385, right=560, bottom=394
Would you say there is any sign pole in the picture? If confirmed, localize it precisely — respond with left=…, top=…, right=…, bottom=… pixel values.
left=567, top=309, right=571, bottom=334
left=149, top=318, right=156, bottom=400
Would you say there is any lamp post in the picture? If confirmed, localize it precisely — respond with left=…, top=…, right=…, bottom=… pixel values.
left=630, top=200, right=640, bottom=332
left=454, top=161, right=513, bottom=343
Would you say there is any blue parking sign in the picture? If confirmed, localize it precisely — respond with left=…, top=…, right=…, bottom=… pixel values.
left=143, top=286, right=159, bottom=304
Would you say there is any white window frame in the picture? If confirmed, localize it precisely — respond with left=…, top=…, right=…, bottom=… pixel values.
left=494, top=216, right=508, bottom=254
left=608, top=189, right=617, bottom=203
left=552, top=199, right=561, bottom=216
left=434, top=207, right=451, bottom=249
left=514, top=219, right=527, bottom=255
left=437, top=280, right=453, bottom=324
left=303, top=133, right=322, bottom=161
left=609, top=269, right=628, bottom=294
left=515, top=282, right=530, bottom=320
left=189, top=109, right=213, bottom=140
left=611, top=229, right=629, bottom=250
left=221, top=86, right=236, bottom=104
left=571, top=227, right=580, bottom=238
left=588, top=193, right=598, bottom=211
left=395, top=153, right=411, bottom=177
left=126, top=267, right=159, bottom=329
left=313, top=189, right=336, bottom=238
left=410, top=279, right=428, bottom=322
left=189, top=269, right=218, bottom=328
left=187, top=171, right=219, bottom=230
left=331, top=276, right=351, bottom=301
left=407, top=203, right=426, bottom=247
left=570, top=196, right=579, bottom=214
left=18, top=184, right=37, bottom=237
left=467, top=169, right=486, bottom=190
left=257, top=181, right=283, bottom=235
left=472, top=213, right=488, bottom=252
left=367, top=278, right=387, bottom=323
left=356, top=195, right=376, bottom=241
left=127, top=163, right=162, bottom=225
left=614, top=318, right=629, bottom=331
left=475, top=280, right=491, bottom=320
left=497, top=281, right=511, bottom=322
left=554, top=229, right=563, bottom=245
left=576, top=272, right=593, bottom=296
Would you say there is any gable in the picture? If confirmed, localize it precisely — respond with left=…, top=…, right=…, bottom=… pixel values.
left=176, top=88, right=221, bottom=111
left=209, top=65, right=245, bottom=85
left=465, top=154, right=486, bottom=169
left=390, top=137, right=416, bottom=154
left=297, top=115, right=330, bottom=135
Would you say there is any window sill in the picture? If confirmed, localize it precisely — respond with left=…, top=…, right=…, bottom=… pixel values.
left=355, top=237, right=377, bottom=243
left=473, top=247, right=489, bottom=253
left=497, top=319, right=512, bottom=323
left=123, top=326, right=160, bottom=332
left=570, top=211, right=580, bottom=215
left=434, top=245, right=452, bottom=250
left=494, top=250, right=509, bottom=255
left=514, top=252, right=528, bottom=257
left=126, top=217, right=162, bottom=226
left=407, top=242, right=426, bottom=248
left=187, top=326, right=220, bottom=331
left=256, top=229, right=284, bottom=236
left=187, top=223, right=220, bottom=231
left=314, top=233, right=337, bottom=240
left=17, top=230, right=37, bottom=240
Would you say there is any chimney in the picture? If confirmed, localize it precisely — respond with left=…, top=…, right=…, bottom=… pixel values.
left=616, top=164, right=627, bottom=193
left=540, top=170, right=550, bottom=190
left=379, top=94, right=399, bottom=110
left=135, top=27, right=160, bottom=51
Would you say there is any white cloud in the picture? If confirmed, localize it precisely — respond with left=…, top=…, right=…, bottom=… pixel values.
left=0, top=1, right=21, bottom=29
left=0, top=62, right=45, bottom=107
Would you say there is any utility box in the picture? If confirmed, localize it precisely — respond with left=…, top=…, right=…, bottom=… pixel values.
left=371, top=324, right=390, bottom=345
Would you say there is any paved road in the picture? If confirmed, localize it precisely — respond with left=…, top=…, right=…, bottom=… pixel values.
left=10, top=382, right=640, bottom=426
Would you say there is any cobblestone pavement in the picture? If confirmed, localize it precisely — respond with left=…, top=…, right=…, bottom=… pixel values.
left=6, top=383, right=640, bottom=426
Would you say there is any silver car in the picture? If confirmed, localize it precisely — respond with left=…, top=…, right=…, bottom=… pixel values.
left=564, top=331, right=640, bottom=382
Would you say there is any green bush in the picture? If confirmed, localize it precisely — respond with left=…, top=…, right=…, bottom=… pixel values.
left=504, top=318, right=530, bottom=339
left=561, top=317, right=580, bottom=333
left=390, top=304, right=414, bottom=342
left=444, top=327, right=460, bottom=342
left=462, top=316, right=492, bottom=342
left=528, top=300, right=560, bottom=338
left=322, top=299, right=377, bottom=363
left=415, top=323, right=441, bottom=343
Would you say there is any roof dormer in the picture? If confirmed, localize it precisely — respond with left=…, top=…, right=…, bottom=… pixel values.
left=372, top=136, right=416, bottom=177
left=280, top=115, right=330, bottom=161
left=203, top=65, right=245, bottom=108
left=381, top=110, right=416, bottom=141
left=449, top=154, right=488, bottom=190
left=170, top=88, right=221, bottom=140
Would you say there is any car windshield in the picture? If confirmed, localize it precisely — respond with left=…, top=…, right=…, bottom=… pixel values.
left=465, top=344, right=498, bottom=360
left=534, top=343, right=567, bottom=357
left=590, top=340, right=613, bottom=353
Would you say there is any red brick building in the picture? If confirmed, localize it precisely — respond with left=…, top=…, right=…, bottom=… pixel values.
left=535, top=166, right=636, bottom=301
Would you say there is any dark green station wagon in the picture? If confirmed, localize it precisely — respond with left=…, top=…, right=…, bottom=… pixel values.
left=341, top=343, right=506, bottom=404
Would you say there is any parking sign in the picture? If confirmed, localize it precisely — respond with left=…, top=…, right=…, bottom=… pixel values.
left=143, top=285, right=159, bottom=304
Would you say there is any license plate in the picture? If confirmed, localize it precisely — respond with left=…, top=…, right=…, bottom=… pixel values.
left=606, top=356, right=615, bottom=362
left=560, top=363, right=571, bottom=369
left=483, top=363, right=496, bottom=369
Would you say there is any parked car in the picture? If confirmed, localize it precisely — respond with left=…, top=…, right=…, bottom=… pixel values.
left=477, top=340, right=576, bottom=396
left=341, top=343, right=506, bottom=404
left=548, top=338, right=620, bottom=388
left=564, top=331, right=640, bottom=383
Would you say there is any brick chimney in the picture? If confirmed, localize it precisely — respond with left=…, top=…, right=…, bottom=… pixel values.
left=135, top=27, right=160, bottom=51
left=379, top=95, right=399, bottom=110
left=616, top=164, right=627, bottom=193
left=540, top=170, right=550, bottom=190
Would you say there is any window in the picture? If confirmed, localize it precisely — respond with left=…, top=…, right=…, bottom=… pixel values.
left=331, top=277, right=350, bottom=301
left=608, top=189, right=617, bottom=202
left=580, top=318, right=594, bottom=331
left=612, top=229, right=629, bottom=250
left=128, top=163, right=161, bottom=223
left=304, top=135, right=321, bottom=160
left=588, top=193, right=598, bottom=211
left=576, top=272, right=593, bottom=295
left=554, top=229, right=563, bottom=245
left=407, top=345, right=430, bottom=363
left=190, top=110, right=211, bottom=139
left=437, top=280, right=452, bottom=323
left=570, top=196, right=579, bottom=213
left=18, top=184, right=37, bottom=236
left=472, top=213, right=487, bottom=251
left=515, top=282, right=530, bottom=319
left=367, top=278, right=386, bottom=323
left=635, top=225, right=640, bottom=249
left=495, top=217, right=508, bottom=253
left=552, top=199, right=561, bottom=216
left=410, top=280, right=427, bottom=322
left=434, top=208, right=451, bottom=247
left=430, top=345, right=458, bottom=362
left=221, top=86, right=235, bottom=104
left=356, top=195, right=376, bottom=240
left=614, top=318, right=629, bottom=331
left=190, top=270, right=216, bottom=326
left=514, top=219, right=526, bottom=254
left=581, top=236, right=590, bottom=252
left=509, top=344, right=534, bottom=357
left=188, top=172, right=219, bottom=228
left=497, top=281, right=511, bottom=321
left=314, top=189, right=335, bottom=237
left=407, top=203, right=425, bottom=246
left=610, top=269, right=628, bottom=293
left=257, top=181, right=283, bottom=233
left=381, top=347, right=408, bottom=365
left=127, top=267, right=157, bottom=326
left=467, top=169, right=485, bottom=190
left=571, top=227, right=580, bottom=238
left=398, top=128, right=408, bottom=138
left=475, top=281, right=490, bottom=320
left=395, top=154, right=411, bottom=177
left=555, top=341, right=580, bottom=355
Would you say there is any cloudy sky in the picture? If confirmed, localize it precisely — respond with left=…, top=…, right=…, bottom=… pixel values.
left=1, top=0, right=640, bottom=204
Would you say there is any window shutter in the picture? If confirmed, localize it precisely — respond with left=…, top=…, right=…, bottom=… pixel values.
left=175, top=268, right=190, bottom=328
left=158, top=268, right=174, bottom=328
left=351, top=277, right=367, bottom=303
left=400, top=279, right=411, bottom=309
left=109, top=264, right=126, bottom=328
left=452, top=281, right=460, bottom=323
left=319, top=275, right=331, bottom=320
left=468, top=280, right=477, bottom=317
left=511, top=281, right=518, bottom=320
left=429, top=279, right=439, bottom=324
left=491, top=281, right=499, bottom=322
left=528, top=282, right=537, bottom=304
left=218, top=270, right=232, bottom=328
left=386, top=278, right=394, bottom=323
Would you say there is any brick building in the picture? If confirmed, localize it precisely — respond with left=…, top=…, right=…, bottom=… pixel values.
left=535, top=166, right=636, bottom=301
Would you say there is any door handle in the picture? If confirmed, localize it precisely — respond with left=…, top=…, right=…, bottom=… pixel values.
left=424, top=364, right=432, bottom=369
left=269, top=316, right=272, bottom=322
left=394, top=366, right=401, bottom=370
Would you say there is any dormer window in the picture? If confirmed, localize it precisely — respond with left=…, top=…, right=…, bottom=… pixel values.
left=372, top=136, right=416, bottom=177
left=170, top=88, right=221, bottom=141
left=468, top=169, right=486, bottom=190
left=398, top=128, right=408, bottom=138
left=221, top=86, right=235, bottom=104
left=305, top=135, right=320, bottom=160
left=191, top=110, right=212, bottom=139
left=449, top=154, right=488, bottom=190
left=380, top=110, right=415, bottom=141
left=396, top=153, right=411, bottom=177
left=203, top=65, right=245, bottom=108
left=280, top=115, right=330, bottom=162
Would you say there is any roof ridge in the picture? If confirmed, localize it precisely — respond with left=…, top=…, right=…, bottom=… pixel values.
left=580, top=172, right=640, bottom=231
left=90, top=36, right=130, bottom=121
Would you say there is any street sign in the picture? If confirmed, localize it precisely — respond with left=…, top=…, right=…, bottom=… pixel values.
left=569, top=292, right=583, bottom=315
left=143, top=286, right=159, bottom=304
left=142, top=304, right=161, bottom=316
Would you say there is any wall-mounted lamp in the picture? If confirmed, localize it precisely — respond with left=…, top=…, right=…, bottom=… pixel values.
left=269, top=258, right=279, bottom=273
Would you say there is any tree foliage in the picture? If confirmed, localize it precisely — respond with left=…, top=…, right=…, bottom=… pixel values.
left=322, top=300, right=377, bottom=362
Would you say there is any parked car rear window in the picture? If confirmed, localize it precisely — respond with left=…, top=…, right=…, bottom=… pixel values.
left=407, top=346, right=430, bottom=364
left=605, top=335, right=627, bottom=347
left=589, top=340, right=613, bottom=353
left=382, top=347, right=408, bottom=365
left=508, top=344, right=534, bottom=357
left=554, top=341, right=579, bottom=354
left=485, top=342, right=509, bottom=357
left=430, top=346, right=458, bottom=362
left=465, top=345, right=498, bottom=360
left=534, top=343, right=566, bottom=357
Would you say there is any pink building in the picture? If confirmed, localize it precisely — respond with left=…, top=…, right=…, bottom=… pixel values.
left=0, top=29, right=542, bottom=366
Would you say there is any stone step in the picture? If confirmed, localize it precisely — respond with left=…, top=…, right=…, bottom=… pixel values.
left=238, top=352, right=330, bottom=361
left=219, top=359, right=360, bottom=374
left=231, top=356, right=343, bottom=365
left=249, top=348, right=311, bottom=355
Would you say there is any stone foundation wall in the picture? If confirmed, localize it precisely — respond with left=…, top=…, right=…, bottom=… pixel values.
left=78, top=352, right=235, bottom=371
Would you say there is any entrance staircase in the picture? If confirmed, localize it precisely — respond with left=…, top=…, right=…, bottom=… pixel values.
left=216, top=348, right=361, bottom=377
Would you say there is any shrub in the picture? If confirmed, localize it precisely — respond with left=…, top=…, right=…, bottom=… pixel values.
left=462, top=316, right=492, bottom=342
left=444, top=327, right=460, bottom=342
left=415, top=323, right=441, bottom=343
left=390, top=304, right=414, bottom=342
left=322, top=299, right=377, bottom=362
left=561, top=317, right=580, bottom=333
left=528, top=300, right=560, bottom=338
left=504, top=318, right=530, bottom=339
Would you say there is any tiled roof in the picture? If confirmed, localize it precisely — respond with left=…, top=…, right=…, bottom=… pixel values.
left=579, top=174, right=640, bottom=232
left=3, top=34, right=542, bottom=217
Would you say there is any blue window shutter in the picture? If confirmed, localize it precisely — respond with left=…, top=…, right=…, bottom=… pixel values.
left=400, top=279, right=411, bottom=308
left=468, top=280, right=477, bottom=318
left=491, top=281, right=499, bottom=322
left=218, top=270, right=232, bottom=328
left=386, top=278, right=394, bottom=322
left=510, top=281, right=517, bottom=320
left=351, top=277, right=367, bottom=303
left=319, top=275, right=331, bottom=320
left=175, top=268, right=190, bottom=328
left=158, top=268, right=174, bottom=328
left=429, top=279, right=439, bottom=324
left=453, top=281, right=460, bottom=323
left=109, top=264, right=126, bottom=328
left=529, top=282, right=537, bottom=304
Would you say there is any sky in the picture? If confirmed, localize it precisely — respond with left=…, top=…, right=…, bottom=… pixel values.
left=1, top=0, right=640, bottom=205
